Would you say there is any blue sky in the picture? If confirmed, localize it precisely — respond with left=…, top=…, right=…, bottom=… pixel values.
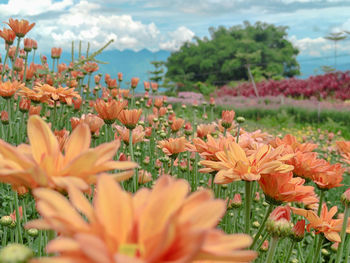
left=1, top=0, right=350, bottom=58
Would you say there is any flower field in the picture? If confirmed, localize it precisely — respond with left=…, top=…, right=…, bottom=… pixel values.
left=1, top=18, right=350, bottom=263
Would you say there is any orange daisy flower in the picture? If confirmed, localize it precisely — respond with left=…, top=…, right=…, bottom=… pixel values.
left=0, top=28, right=16, bottom=45
left=114, top=125, right=145, bottom=145
left=35, top=83, right=80, bottom=105
left=0, top=80, right=24, bottom=98
left=170, top=116, right=185, bottom=132
left=94, top=98, right=127, bottom=124
left=311, top=162, right=344, bottom=190
left=5, top=18, right=35, bottom=37
left=292, top=203, right=350, bottom=242
left=259, top=172, right=318, bottom=205
left=271, top=134, right=318, bottom=153
left=158, top=137, right=188, bottom=158
left=200, top=142, right=294, bottom=183
left=0, top=115, right=137, bottom=192
left=197, top=124, right=216, bottom=139
left=18, top=86, right=49, bottom=104
left=26, top=175, right=257, bottom=263
left=191, top=134, right=235, bottom=161
left=118, top=109, right=142, bottom=129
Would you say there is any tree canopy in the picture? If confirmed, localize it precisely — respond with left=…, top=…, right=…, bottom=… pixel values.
left=165, top=21, right=300, bottom=85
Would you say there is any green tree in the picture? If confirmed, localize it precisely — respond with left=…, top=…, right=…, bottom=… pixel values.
left=165, top=21, right=300, bottom=84
left=148, top=60, right=165, bottom=84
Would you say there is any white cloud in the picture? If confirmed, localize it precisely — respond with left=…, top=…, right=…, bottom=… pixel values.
left=9, top=0, right=195, bottom=53
left=0, top=0, right=73, bottom=16
left=289, top=35, right=350, bottom=56
left=159, top=26, right=195, bottom=51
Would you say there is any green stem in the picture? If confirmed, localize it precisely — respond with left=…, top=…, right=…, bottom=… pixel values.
left=285, top=241, right=296, bottom=263
left=336, top=205, right=350, bottom=263
left=1, top=45, right=9, bottom=81
left=11, top=36, right=21, bottom=80
left=244, top=180, right=252, bottom=234
left=265, top=236, right=279, bottom=263
left=129, top=129, right=137, bottom=191
left=14, top=191, right=23, bottom=244
left=317, top=190, right=325, bottom=216
left=23, top=51, right=29, bottom=83
left=251, top=203, right=274, bottom=248
left=236, top=125, right=241, bottom=143
left=313, top=234, right=324, bottom=263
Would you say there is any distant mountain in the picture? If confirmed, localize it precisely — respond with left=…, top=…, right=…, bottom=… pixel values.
left=56, top=49, right=171, bottom=92
left=54, top=49, right=350, bottom=90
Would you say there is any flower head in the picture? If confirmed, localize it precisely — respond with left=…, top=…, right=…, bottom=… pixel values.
left=26, top=175, right=257, bottom=263
left=158, top=137, right=188, bottom=158
left=291, top=220, right=305, bottom=242
left=0, top=115, right=137, bottom=192
left=259, top=172, right=318, bottom=205
left=94, top=98, right=127, bottom=124
left=0, top=80, right=23, bottom=98
left=292, top=203, right=350, bottom=242
left=118, top=109, right=142, bottom=130
left=5, top=18, right=35, bottom=37
left=266, top=206, right=292, bottom=238
left=0, top=28, right=16, bottom=45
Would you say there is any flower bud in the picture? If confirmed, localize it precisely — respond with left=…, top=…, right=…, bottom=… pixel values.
left=0, top=216, right=13, bottom=226
left=290, top=220, right=305, bottom=242
left=236, top=116, right=245, bottom=124
left=27, top=228, right=39, bottom=237
left=341, top=188, right=350, bottom=206
left=266, top=206, right=292, bottom=238
left=228, top=193, right=242, bottom=209
left=1, top=111, right=9, bottom=124
left=260, top=240, right=269, bottom=252
left=0, top=244, right=33, bottom=263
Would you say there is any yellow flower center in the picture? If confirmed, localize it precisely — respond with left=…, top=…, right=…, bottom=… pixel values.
left=119, top=243, right=141, bottom=257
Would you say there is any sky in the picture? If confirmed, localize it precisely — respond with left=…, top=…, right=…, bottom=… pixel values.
left=1, top=0, right=350, bottom=59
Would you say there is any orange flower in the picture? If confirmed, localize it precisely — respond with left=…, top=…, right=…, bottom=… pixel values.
left=201, top=143, right=294, bottom=183
left=51, top=47, right=62, bottom=59
left=114, top=125, right=144, bottom=144
left=336, top=141, right=350, bottom=154
left=158, top=137, right=188, bottom=157
left=35, top=83, right=80, bottom=105
left=54, top=128, right=70, bottom=151
left=292, top=151, right=324, bottom=180
left=221, top=110, right=235, bottom=128
left=336, top=141, right=350, bottom=165
left=83, top=62, right=99, bottom=73
left=292, top=203, right=350, bottom=242
left=154, top=97, right=163, bottom=108
left=118, top=109, right=142, bottom=129
left=94, top=98, right=127, bottom=124
left=131, top=77, right=139, bottom=88
left=28, top=105, right=41, bottom=116
left=26, top=175, right=257, bottom=263
left=197, top=124, right=216, bottom=138
left=259, top=172, right=318, bottom=205
left=80, top=114, right=104, bottom=135
left=18, top=86, right=49, bottom=103
left=5, top=18, right=35, bottom=37
left=271, top=134, right=318, bottom=153
left=0, top=28, right=16, bottom=45
left=311, top=162, right=344, bottom=190
left=170, top=116, right=185, bottom=132
left=192, top=134, right=234, bottom=161
left=19, top=97, right=30, bottom=112
left=138, top=169, right=152, bottom=184
left=0, top=80, right=23, bottom=98
left=0, top=115, right=137, bottom=192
